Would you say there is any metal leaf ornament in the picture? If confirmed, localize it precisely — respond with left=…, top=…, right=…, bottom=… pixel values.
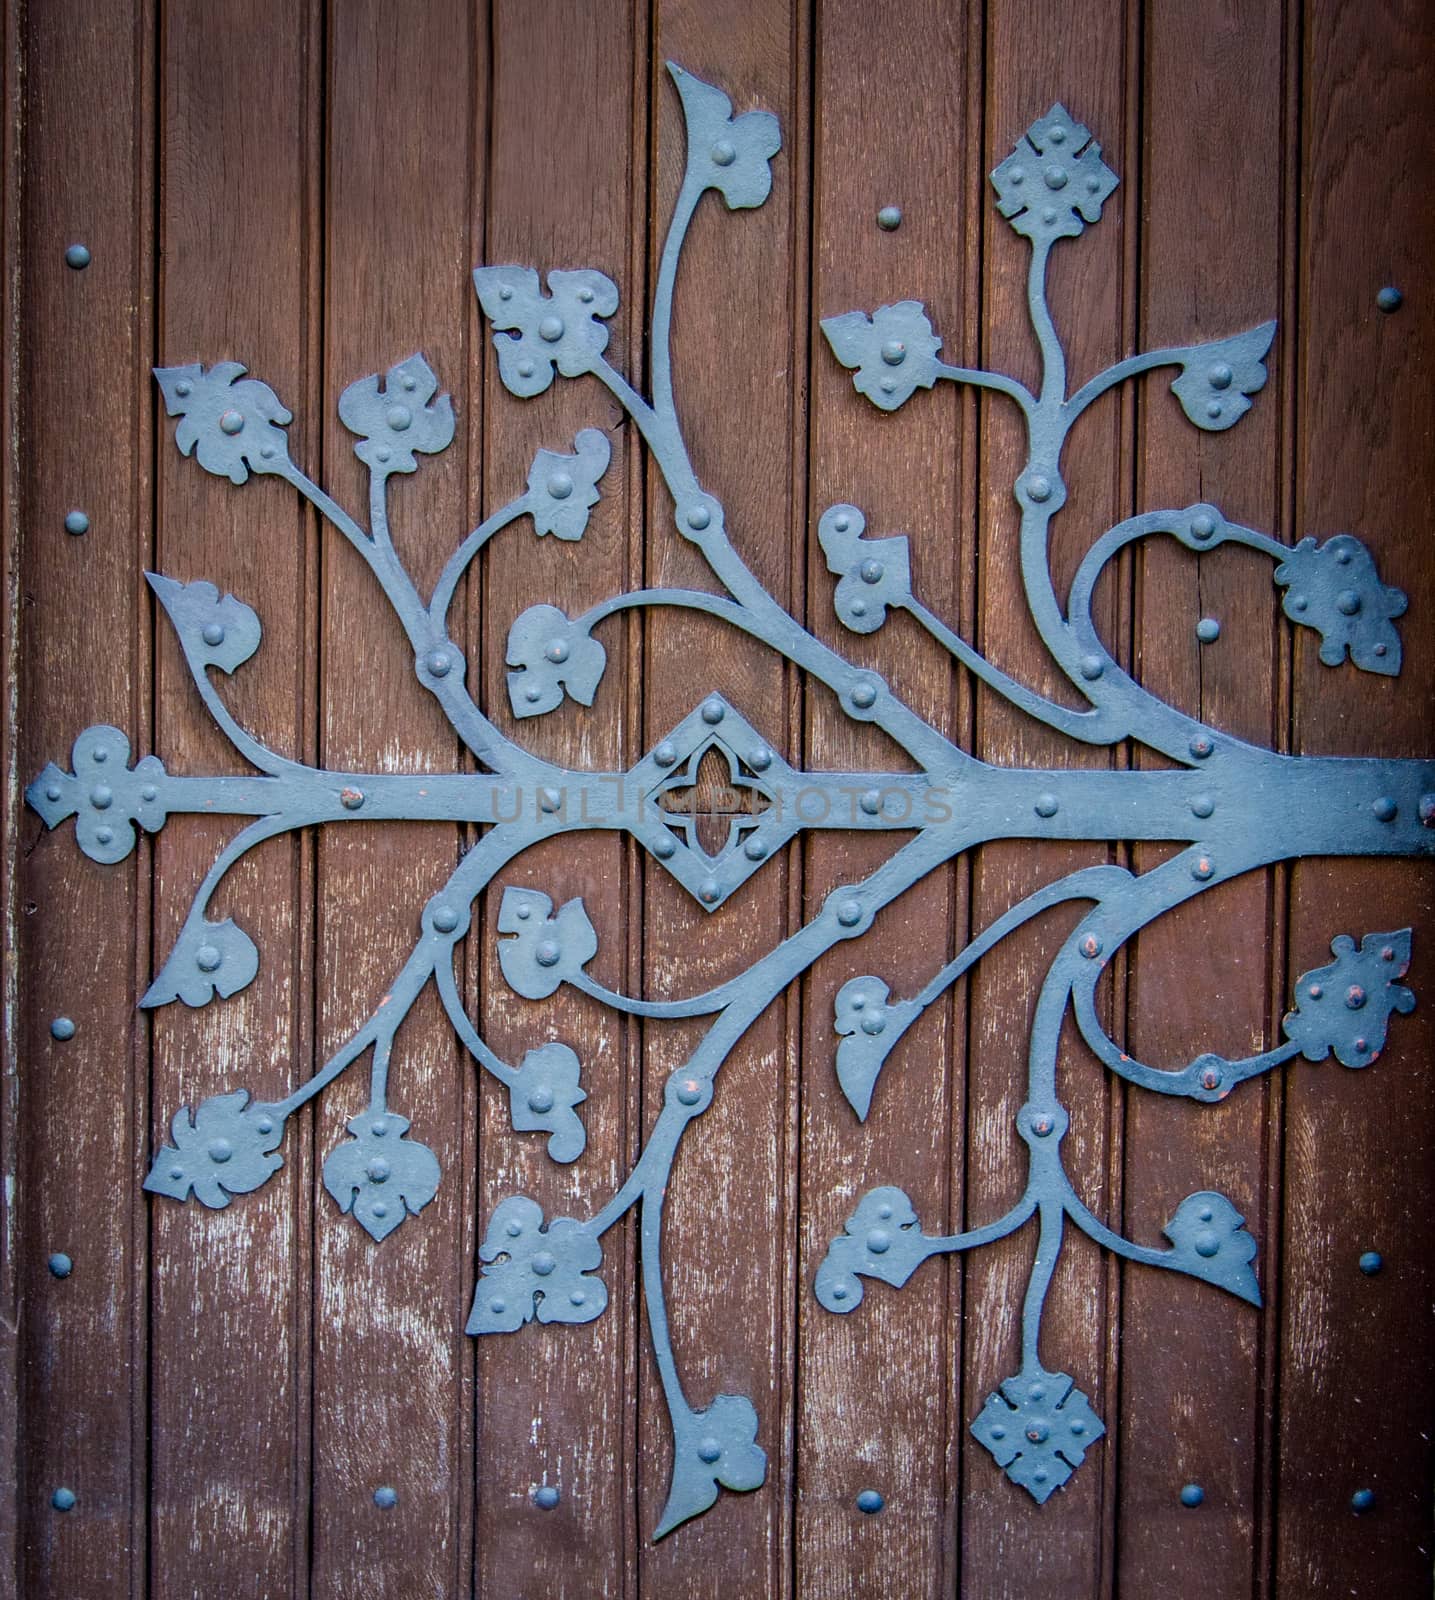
left=1283, top=930, right=1416, bottom=1067
left=154, top=361, right=292, bottom=483
left=820, top=301, right=942, bottom=412
left=322, top=1110, right=440, bottom=1241
left=526, top=427, right=612, bottom=540
left=473, top=265, right=619, bottom=397
left=468, top=1197, right=608, bottom=1335
left=144, top=1091, right=284, bottom=1207
left=338, top=352, right=455, bottom=476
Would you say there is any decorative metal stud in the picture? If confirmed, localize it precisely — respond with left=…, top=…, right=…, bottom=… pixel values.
left=23, top=67, right=1433, bottom=1540
left=534, top=1484, right=560, bottom=1509
left=63, top=510, right=89, bottom=536
left=48, top=1253, right=72, bottom=1279
left=1179, top=1483, right=1204, bottom=1507
left=51, top=1488, right=76, bottom=1512
left=373, top=1486, right=398, bottom=1509
left=1358, top=1250, right=1383, bottom=1275
left=63, top=244, right=90, bottom=270
left=855, top=1488, right=884, bottom=1513
left=1375, top=286, right=1402, bottom=313
left=876, top=205, right=902, bottom=231
left=1350, top=1487, right=1375, bottom=1512
left=49, top=1017, right=76, bottom=1041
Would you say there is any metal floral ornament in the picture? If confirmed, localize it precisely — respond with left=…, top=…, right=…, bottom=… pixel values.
left=25, top=65, right=1435, bottom=1537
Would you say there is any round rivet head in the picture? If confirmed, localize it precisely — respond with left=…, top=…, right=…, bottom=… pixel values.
left=1034, top=793, right=1058, bottom=819
left=45, top=783, right=61, bottom=801
left=1351, top=1487, right=1375, bottom=1513
left=1189, top=734, right=1214, bottom=759
left=537, top=314, right=565, bottom=342
left=527, top=1087, right=554, bottom=1114
left=697, top=1437, right=723, bottom=1464
left=218, top=408, right=245, bottom=436
left=686, top=504, right=711, bottom=531
left=699, top=880, right=719, bottom=904
left=1205, top=400, right=1223, bottom=420
left=547, top=472, right=573, bottom=499
left=1043, top=166, right=1068, bottom=191
left=207, top=1138, right=234, bottom=1164
left=366, top=1159, right=390, bottom=1184
left=1358, top=1250, right=1383, bottom=1275
left=1208, top=363, right=1233, bottom=390
left=876, top=205, right=902, bottom=231
left=743, top=837, right=767, bottom=861
left=340, top=787, right=364, bottom=811
left=675, top=1078, right=703, bottom=1106
left=1041, top=206, right=1059, bottom=224
left=50, top=1017, right=76, bottom=1041
left=89, top=784, right=113, bottom=810
left=1192, top=856, right=1215, bottom=881
left=425, top=649, right=452, bottom=677
left=141, top=785, right=158, bottom=803
left=836, top=899, right=862, bottom=928
left=1201, top=1066, right=1221, bottom=1092
left=374, top=1487, right=398, bottom=1509
left=701, top=698, right=725, bottom=725
left=653, top=835, right=676, bottom=859
left=1180, top=1483, right=1205, bottom=1508
left=879, top=339, right=906, bottom=366
left=516, top=358, right=535, bottom=378
left=1195, top=617, right=1221, bottom=643
left=64, top=510, right=89, bottom=536
left=1032, top=1115, right=1053, bottom=1138
left=878, top=377, right=897, bottom=395
left=539, top=785, right=562, bottom=813
left=748, top=745, right=772, bottom=772
left=1079, top=653, right=1104, bottom=681
left=1190, top=794, right=1215, bottom=818
left=710, top=138, right=737, bottom=167
left=94, top=826, right=113, bottom=846
left=1190, top=511, right=1217, bottom=540
left=1027, top=474, right=1053, bottom=503
left=1345, top=985, right=1367, bottom=1010
left=195, top=944, right=223, bottom=973
left=385, top=404, right=412, bottom=432
left=1372, top=796, right=1397, bottom=822
left=48, top=1252, right=72, bottom=1279
left=531, top=1251, right=557, bottom=1277
left=654, top=742, right=677, bottom=767
left=1193, top=1230, right=1221, bottom=1258
left=534, top=1485, right=561, bottom=1509
left=65, top=243, right=91, bottom=270
left=534, top=939, right=562, bottom=968
left=1080, top=933, right=1103, bottom=960
left=850, top=681, right=878, bottom=709
left=859, top=1013, right=886, bottom=1036
left=51, top=1487, right=76, bottom=1512
left=859, top=789, right=882, bottom=816
left=432, top=904, right=459, bottom=933
left=201, top=621, right=226, bottom=647
left=1335, top=588, right=1362, bottom=616
left=859, top=558, right=885, bottom=585
left=1376, top=286, right=1402, bottom=313
left=1420, top=794, right=1435, bottom=827
left=856, top=1489, right=885, bottom=1514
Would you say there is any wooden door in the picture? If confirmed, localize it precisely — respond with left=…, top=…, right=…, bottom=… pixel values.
left=4, top=2, right=1432, bottom=1597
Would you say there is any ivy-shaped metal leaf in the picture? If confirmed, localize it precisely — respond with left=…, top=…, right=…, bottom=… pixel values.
left=337, top=352, right=455, bottom=476
left=832, top=974, right=920, bottom=1119
left=668, top=61, right=781, bottom=210
left=815, top=1186, right=931, bottom=1312
left=1168, top=322, right=1276, bottom=432
left=817, top=505, right=912, bottom=637
left=141, top=915, right=260, bottom=1009
left=525, top=427, right=612, bottom=540
left=505, top=602, right=606, bottom=718
left=970, top=1368, right=1105, bottom=1504
left=496, top=887, right=598, bottom=1000
left=155, top=361, right=292, bottom=483
left=990, top=104, right=1119, bottom=245
left=654, top=1394, right=766, bottom=1539
left=820, top=301, right=942, bottom=413
left=1282, top=929, right=1415, bottom=1067
left=322, top=1109, right=440, bottom=1241
left=146, top=572, right=262, bottom=675
left=144, top=1090, right=284, bottom=1207
left=508, top=1042, right=587, bottom=1163
left=473, top=265, right=619, bottom=398
left=1161, top=1191, right=1260, bottom=1304
left=25, top=724, right=168, bottom=864
left=467, top=1196, right=607, bottom=1335
left=1273, top=535, right=1407, bottom=676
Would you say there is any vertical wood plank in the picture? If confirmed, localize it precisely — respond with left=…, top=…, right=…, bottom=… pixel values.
left=475, top=2, right=639, bottom=1593
left=149, top=2, right=317, bottom=1595
left=309, top=3, right=478, bottom=1594
left=799, top=2, right=971, bottom=1595
left=1278, top=0, right=1435, bottom=1592
left=15, top=0, right=153, bottom=1594
left=962, top=2, right=1131, bottom=1591
left=1117, top=2, right=1285, bottom=1591
left=637, top=4, right=803, bottom=1593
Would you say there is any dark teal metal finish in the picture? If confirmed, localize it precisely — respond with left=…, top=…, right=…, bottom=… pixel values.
left=25, top=69, right=1431, bottom=1536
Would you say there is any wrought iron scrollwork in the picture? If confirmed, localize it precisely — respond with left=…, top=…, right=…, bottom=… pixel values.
left=26, top=66, right=1433, bottom=1536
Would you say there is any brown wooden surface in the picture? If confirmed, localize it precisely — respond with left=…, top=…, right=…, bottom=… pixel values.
left=5, top=2, right=1433, bottom=1596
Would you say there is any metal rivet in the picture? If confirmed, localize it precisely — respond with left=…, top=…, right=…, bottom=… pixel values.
left=653, top=835, right=677, bottom=859
left=1372, top=796, right=1397, bottom=821
left=1345, top=985, right=1366, bottom=1010
left=516, top=358, right=535, bottom=378
left=534, top=940, right=562, bottom=968
left=547, top=472, right=573, bottom=499
left=879, top=378, right=898, bottom=395
left=371, top=1121, right=388, bottom=1137
left=655, top=742, right=677, bottom=767
left=374, top=1486, right=398, bottom=1509
left=201, top=621, right=226, bottom=647
left=1192, top=856, right=1215, bottom=881
left=1335, top=549, right=1352, bottom=566
left=539, top=786, right=562, bottom=813
left=1041, top=206, right=1058, bottom=225
left=577, top=287, right=595, bottom=304
left=831, top=1284, right=849, bottom=1301
left=748, top=745, right=772, bottom=772
left=687, top=505, right=711, bottom=531
left=876, top=205, right=902, bottom=231
left=859, top=558, right=885, bottom=584
left=856, top=1488, right=885, bottom=1513
left=1195, top=617, right=1221, bottom=643
left=48, top=1252, right=72, bottom=1278
left=256, top=1117, right=274, bottom=1134
left=340, top=787, right=364, bottom=811
left=534, top=1484, right=561, bottom=1509
left=1079, top=654, right=1104, bottom=680
left=859, top=1013, right=886, bottom=1036
left=836, top=899, right=862, bottom=927
left=1350, top=1487, right=1375, bottom=1513
left=711, top=139, right=737, bottom=167
left=195, top=944, right=222, bottom=973
left=206, top=1138, right=233, bottom=1164
left=743, top=837, right=767, bottom=861
left=89, top=784, right=113, bottom=810
left=699, top=880, right=719, bottom=904
left=1420, top=794, right=1435, bottom=826
left=1027, top=474, right=1053, bottom=503
left=94, top=826, right=113, bottom=846
left=1307, top=982, right=1323, bottom=999
left=50, top=1017, right=76, bottom=1041
left=569, top=1289, right=586, bottom=1305
left=366, top=1159, right=390, bottom=1183
left=701, top=698, right=725, bottom=724
left=1046, top=124, right=1067, bottom=145
left=527, top=1087, right=554, bottom=1114
left=859, top=789, right=882, bottom=816
left=538, top=315, right=565, bottom=342
left=1032, top=1116, right=1053, bottom=1138
left=1043, top=165, right=1067, bottom=191
left=51, top=1487, right=76, bottom=1512
left=850, top=600, right=867, bottom=617
left=831, top=512, right=851, bottom=532
left=1034, top=793, right=1058, bottom=818
left=1207, top=364, right=1233, bottom=390
left=850, top=681, right=878, bottom=709
left=65, top=243, right=91, bottom=270
left=45, top=783, right=61, bottom=801
left=880, top=339, right=906, bottom=366
left=1080, top=933, right=1103, bottom=959
left=1179, top=1483, right=1205, bottom=1508
left=218, top=408, right=244, bottom=436
left=1358, top=1250, right=1383, bottom=1275
left=401, top=374, right=417, bottom=391
left=92, top=747, right=107, bottom=763
left=370, top=1203, right=388, bottom=1219
left=425, top=649, right=451, bottom=677
left=141, top=785, right=158, bottom=802
left=1193, top=1230, right=1220, bottom=1258
left=64, top=510, right=89, bottom=536
left=498, top=284, right=513, bottom=301
left=1205, top=400, right=1223, bottom=420
left=531, top=1251, right=557, bottom=1277
left=866, top=1230, right=893, bottom=1257
left=1190, top=511, right=1217, bottom=541
left=676, top=1078, right=703, bottom=1106
left=1375, top=286, right=1402, bottom=313
left=1335, top=588, right=1362, bottom=617
left=432, top=904, right=459, bottom=933
left=1189, top=734, right=1214, bottom=759
left=697, top=1437, right=723, bottom=1463
left=385, top=405, right=412, bottom=432
left=1201, top=1066, right=1221, bottom=1091
left=1190, top=794, right=1215, bottom=818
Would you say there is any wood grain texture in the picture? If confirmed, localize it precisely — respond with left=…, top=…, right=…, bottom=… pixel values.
left=799, top=3, right=970, bottom=1595
left=15, top=1, right=154, bottom=1595
left=1278, top=0, right=1435, bottom=1593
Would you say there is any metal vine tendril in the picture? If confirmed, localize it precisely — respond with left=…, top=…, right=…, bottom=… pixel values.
left=26, top=67, right=1433, bottom=1534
